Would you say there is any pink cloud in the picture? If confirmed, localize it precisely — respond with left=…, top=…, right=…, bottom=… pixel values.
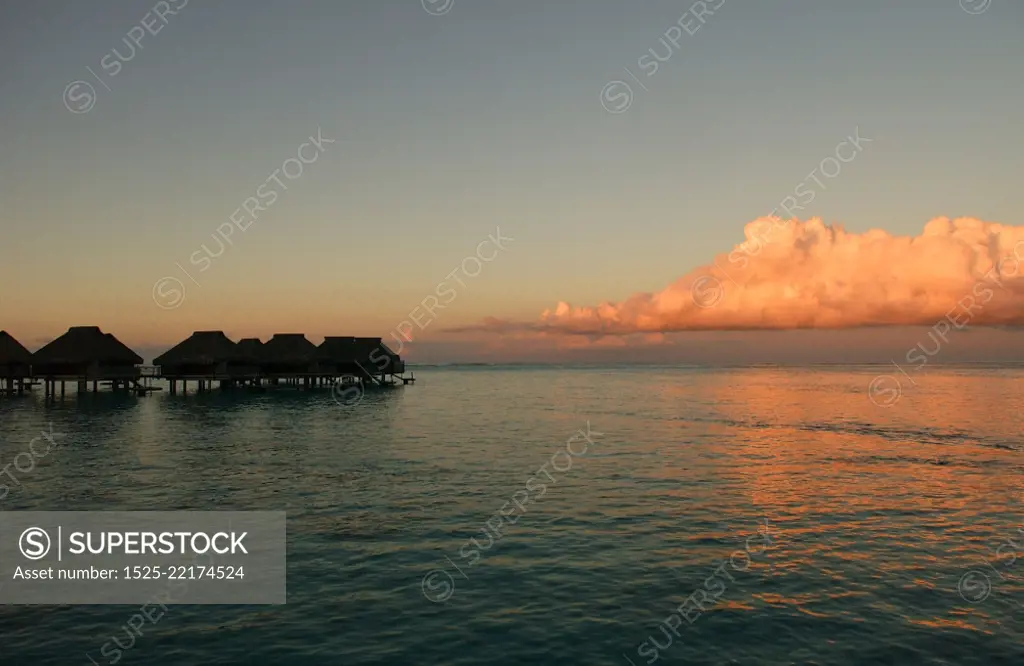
left=451, top=216, right=1024, bottom=335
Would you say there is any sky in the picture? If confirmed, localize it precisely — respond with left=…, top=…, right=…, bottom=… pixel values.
left=1, top=0, right=1022, bottom=363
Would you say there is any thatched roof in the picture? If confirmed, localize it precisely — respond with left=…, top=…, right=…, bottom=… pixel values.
left=357, top=337, right=397, bottom=356
left=352, top=337, right=384, bottom=366
left=262, top=334, right=317, bottom=364
left=319, top=337, right=398, bottom=360
left=235, top=338, right=264, bottom=363
left=318, top=336, right=401, bottom=373
left=152, top=331, right=238, bottom=366
left=33, top=326, right=142, bottom=365
left=317, top=336, right=358, bottom=362
left=0, top=331, right=32, bottom=365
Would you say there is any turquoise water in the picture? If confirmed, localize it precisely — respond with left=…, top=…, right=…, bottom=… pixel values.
left=2, top=365, right=1024, bottom=665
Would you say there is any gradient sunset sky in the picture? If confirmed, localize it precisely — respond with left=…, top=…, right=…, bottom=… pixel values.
left=1, top=0, right=1022, bottom=362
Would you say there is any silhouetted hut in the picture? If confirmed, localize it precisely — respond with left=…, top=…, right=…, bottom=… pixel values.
left=235, top=338, right=265, bottom=376
left=0, top=331, right=32, bottom=377
left=0, top=331, right=33, bottom=394
left=153, top=331, right=243, bottom=378
left=356, top=337, right=405, bottom=375
left=318, top=336, right=406, bottom=384
left=32, top=326, right=142, bottom=394
left=261, top=334, right=319, bottom=381
left=317, top=336, right=358, bottom=374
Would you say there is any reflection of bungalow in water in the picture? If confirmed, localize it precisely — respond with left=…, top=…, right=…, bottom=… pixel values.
left=0, top=331, right=33, bottom=396
left=32, top=326, right=142, bottom=396
left=261, top=334, right=319, bottom=386
left=317, top=336, right=406, bottom=385
left=153, top=331, right=260, bottom=392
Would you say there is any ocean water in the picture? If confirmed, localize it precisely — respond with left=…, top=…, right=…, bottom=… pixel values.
left=1, top=365, right=1023, bottom=665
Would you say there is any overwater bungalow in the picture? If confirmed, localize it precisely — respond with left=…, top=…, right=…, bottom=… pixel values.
left=12, top=325, right=414, bottom=399
left=32, top=326, right=142, bottom=395
left=317, top=336, right=358, bottom=373
left=153, top=330, right=260, bottom=392
left=236, top=337, right=264, bottom=360
left=0, top=330, right=33, bottom=396
left=260, top=333, right=320, bottom=386
left=234, top=337, right=265, bottom=378
left=318, top=336, right=406, bottom=385
left=356, top=337, right=405, bottom=376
